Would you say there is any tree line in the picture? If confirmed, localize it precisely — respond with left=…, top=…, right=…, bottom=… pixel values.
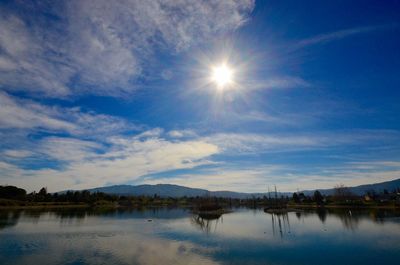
left=0, top=186, right=117, bottom=203
left=0, top=185, right=255, bottom=207
left=290, top=184, right=400, bottom=206
left=1, top=184, right=399, bottom=207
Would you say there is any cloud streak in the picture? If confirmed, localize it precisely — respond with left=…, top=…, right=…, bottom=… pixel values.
left=141, top=160, right=400, bottom=193
left=1, top=92, right=399, bottom=192
left=0, top=92, right=137, bottom=137
left=292, top=24, right=394, bottom=50
left=0, top=135, right=220, bottom=192
left=2, top=119, right=399, bottom=192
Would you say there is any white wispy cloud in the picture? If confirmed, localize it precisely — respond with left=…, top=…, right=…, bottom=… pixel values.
left=142, top=166, right=280, bottom=192
left=231, top=110, right=318, bottom=127
left=0, top=94, right=222, bottom=191
left=2, top=150, right=33, bottom=159
left=0, top=91, right=73, bottom=131
left=200, top=130, right=400, bottom=155
left=168, top=129, right=198, bottom=138
left=0, top=14, right=72, bottom=96
left=0, top=134, right=220, bottom=192
left=242, top=76, right=312, bottom=91
left=1, top=92, right=400, bottom=192
left=0, top=0, right=254, bottom=98
left=2, top=119, right=399, bottom=192
left=142, top=161, right=400, bottom=193
left=0, top=92, right=137, bottom=136
left=202, top=133, right=319, bottom=154
left=292, top=24, right=393, bottom=49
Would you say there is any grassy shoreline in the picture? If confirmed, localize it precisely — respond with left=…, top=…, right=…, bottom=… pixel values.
left=0, top=202, right=92, bottom=210
left=287, top=203, right=400, bottom=210
left=1, top=202, right=399, bottom=210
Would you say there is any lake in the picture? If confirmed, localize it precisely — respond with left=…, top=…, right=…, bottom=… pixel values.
left=1, top=207, right=399, bottom=265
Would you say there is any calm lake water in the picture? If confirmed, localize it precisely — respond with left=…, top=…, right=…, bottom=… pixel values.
left=1, top=207, right=400, bottom=265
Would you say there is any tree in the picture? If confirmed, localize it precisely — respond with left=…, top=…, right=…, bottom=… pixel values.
left=0, top=186, right=27, bottom=199
left=313, top=190, right=324, bottom=205
left=38, top=187, right=47, bottom=196
left=292, top=193, right=300, bottom=203
left=333, top=184, right=353, bottom=201
left=298, top=192, right=307, bottom=202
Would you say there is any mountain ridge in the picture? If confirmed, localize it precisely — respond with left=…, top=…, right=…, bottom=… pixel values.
left=59, top=178, right=400, bottom=198
left=301, top=178, right=400, bottom=196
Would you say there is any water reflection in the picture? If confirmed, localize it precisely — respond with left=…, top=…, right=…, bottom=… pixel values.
left=191, top=214, right=223, bottom=234
left=289, top=208, right=400, bottom=231
left=0, top=210, right=21, bottom=230
left=1, top=207, right=400, bottom=233
left=295, top=208, right=359, bottom=230
left=316, top=208, right=327, bottom=223
left=1, top=207, right=400, bottom=265
left=270, top=212, right=291, bottom=238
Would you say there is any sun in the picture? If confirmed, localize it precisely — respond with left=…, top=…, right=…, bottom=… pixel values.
left=211, top=63, right=233, bottom=89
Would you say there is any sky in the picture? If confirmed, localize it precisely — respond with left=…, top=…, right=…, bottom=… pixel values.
left=1, top=0, right=400, bottom=193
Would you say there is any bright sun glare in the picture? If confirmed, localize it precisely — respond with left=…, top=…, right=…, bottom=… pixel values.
left=211, top=64, right=233, bottom=88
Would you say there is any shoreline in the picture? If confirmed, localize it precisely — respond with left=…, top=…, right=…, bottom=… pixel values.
left=1, top=203, right=399, bottom=210
left=0, top=204, right=91, bottom=210
left=287, top=204, right=400, bottom=210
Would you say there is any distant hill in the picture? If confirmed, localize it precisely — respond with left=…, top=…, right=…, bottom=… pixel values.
left=85, top=184, right=268, bottom=199
left=88, top=184, right=209, bottom=198
left=60, top=178, right=400, bottom=198
left=301, top=178, right=400, bottom=196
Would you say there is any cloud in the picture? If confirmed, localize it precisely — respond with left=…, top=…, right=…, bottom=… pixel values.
left=292, top=25, right=393, bottom=49
left=0, top=92, right=73, bottom=131
left=2, top=150, right=33, bottom=159
left=4, top=219, right=219, bottom=265
left=142, top=166, right=280, bottom=192
left=0, top=93, right=219, bottom=191
left=0, top=14, right=73, bottom=96
left=0, top=0, right=255, bottom=98
left=142, top=160, right=400, bottom=193
left=168, top=129, right=198, bottom=138
left=287, top=161, right=400, bottom=192
left=2, top=128, right=400, bottom=192
left=207, top=130, right=400, bottom=155
left=38, top=137, right=103, bottom=163
left=1, top=93, right=399, bottom=192
left=0, top=131, right=220, bottom=191
left=200, top=132, right=332, bottom=154
left=231, top=110, right=318, bottom=127
left=242, top=76, right=311, bottom=91
left=0, top=92, right=136, bottom=137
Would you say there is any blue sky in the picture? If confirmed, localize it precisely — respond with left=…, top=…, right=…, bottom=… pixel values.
left=1, top=0, right=400, bottom=192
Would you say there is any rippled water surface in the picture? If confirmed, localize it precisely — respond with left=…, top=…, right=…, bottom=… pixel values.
left=1, top=207, right=400, bottom=265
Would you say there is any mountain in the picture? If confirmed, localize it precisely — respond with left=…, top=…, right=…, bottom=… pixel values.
left=301, top=178, right=400, bottom=196
left=79, top=184, right=283, bottom=199
left=88, top=184, right=209, bottom=198
left=61, top=178, right=400, bottom=198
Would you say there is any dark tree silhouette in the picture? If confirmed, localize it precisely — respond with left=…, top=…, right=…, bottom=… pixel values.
left=292, top=193, right=300, bottom=203
left=313, top=190, right=324, bottom=205
left=38, top=187, right=47, bottom=196
left=0, top=186, right=27, bottom=200
left=333, top=184, right=353, bottom=201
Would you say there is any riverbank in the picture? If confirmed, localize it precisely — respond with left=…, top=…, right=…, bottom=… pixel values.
left=2, top=202, right=399, bottom=211
left=0, top=199, right=92, bottom=209
left=287, top=203, right=400, bottom=210
left=0, top=198, right=195, bottom=210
